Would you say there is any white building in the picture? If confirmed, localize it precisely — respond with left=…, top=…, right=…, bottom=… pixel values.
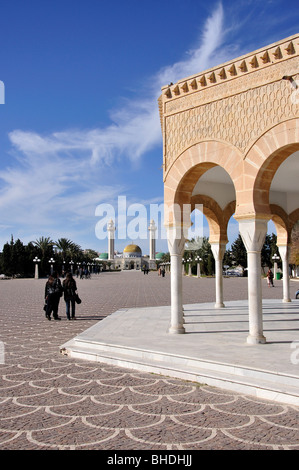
left=97, top=220, right=158, bottom=271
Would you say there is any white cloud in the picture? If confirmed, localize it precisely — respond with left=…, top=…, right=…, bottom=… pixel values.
left=7, top=3, right=232, bottom=169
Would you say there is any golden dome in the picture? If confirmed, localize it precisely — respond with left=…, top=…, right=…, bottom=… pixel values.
left=123, top=244, right=142, bottom=253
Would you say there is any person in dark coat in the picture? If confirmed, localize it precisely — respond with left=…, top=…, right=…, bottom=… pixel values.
left=63, top=272, right=77, bottom=320
left=45, top=275, right=61, bottom=320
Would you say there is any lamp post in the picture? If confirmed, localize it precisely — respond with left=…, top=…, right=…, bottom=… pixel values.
left=33, top=256, right=40, bottom=279
left=188, top=257, right=192, bottom=276
left=62, top=260, right=66, bottom=277
left=272, top=253, right=280, bottom=280
left=195, top=256, right=202, bottom=278
left=182, top=258, right=185, bottom=275
left=48, top=257, right=55, bottom=275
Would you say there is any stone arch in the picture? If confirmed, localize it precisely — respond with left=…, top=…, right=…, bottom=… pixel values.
left=223, top=200, right=236, bottom=234
left=237, top=119, right=299, bottom=219
left=164, top=140, right=242, bottom=225
left=289, top=208, right=299, bottom=232
left=270, top=204, right=291, bottom=245
left=190, top=195, right=236, bottom=244
left=191, top=194, right=225, bottom=244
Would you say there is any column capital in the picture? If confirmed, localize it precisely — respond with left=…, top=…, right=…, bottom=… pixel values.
left=210, top=242, right=227, bottom=260
left=238, top=218, right=268, bottom=252
left=166, top=223, right=186, bottom=256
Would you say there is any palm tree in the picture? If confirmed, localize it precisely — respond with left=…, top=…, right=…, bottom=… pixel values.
left=54, top=238, right=76, bottom=259
left=68, top=243, right=83, bottom=260
left=32, top=237, right=54, bottom=276
left=32, top=236, right=54, bottom=257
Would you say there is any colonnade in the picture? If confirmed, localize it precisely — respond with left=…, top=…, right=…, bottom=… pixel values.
left=166, top=217, right=293, bottom=344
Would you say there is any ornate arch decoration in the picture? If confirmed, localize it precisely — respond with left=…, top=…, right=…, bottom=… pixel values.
left=164, top=140, right=242, bottom=225
left=238, top=118, right=299, bottom=219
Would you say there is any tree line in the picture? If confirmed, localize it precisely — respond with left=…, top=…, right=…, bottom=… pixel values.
left=1, top=230, right=297, bottom=278
left=0, top=236, right=99, bottom=278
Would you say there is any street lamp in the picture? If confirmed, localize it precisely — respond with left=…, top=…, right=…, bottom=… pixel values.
left=33, top=256, right=40, bottom=279
left=182, top=258, right=186, bottom=275
left=48, top=257, right=55, bottom=275
left=195, top=256, right=202, bottom=278
left=272, top=253, right=280, bottom=280
left=188, top=257, right=192, bottom=276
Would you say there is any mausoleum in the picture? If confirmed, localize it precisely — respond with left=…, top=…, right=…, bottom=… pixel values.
left=96, top=220, right=158, bottom=271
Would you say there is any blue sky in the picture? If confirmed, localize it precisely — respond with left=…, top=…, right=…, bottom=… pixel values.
left=0, top=0, right=298, bottom=255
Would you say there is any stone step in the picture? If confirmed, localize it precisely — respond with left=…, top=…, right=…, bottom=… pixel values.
left=60, top=338, right=299, bottom=406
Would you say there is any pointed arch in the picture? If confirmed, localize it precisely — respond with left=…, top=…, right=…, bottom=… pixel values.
left=236, top=118, right=299, bottom=219
left=164, top=140, right=242, bottom=225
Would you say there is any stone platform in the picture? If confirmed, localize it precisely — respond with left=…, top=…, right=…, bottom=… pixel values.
left=61, top=298, right=299, bottom=406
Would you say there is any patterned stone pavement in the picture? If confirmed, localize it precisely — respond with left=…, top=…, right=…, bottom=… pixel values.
left=0, top=272, right=299, bottom=451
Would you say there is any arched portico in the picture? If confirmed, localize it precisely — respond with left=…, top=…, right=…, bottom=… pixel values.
left=160, top=34, right=299, bottom=343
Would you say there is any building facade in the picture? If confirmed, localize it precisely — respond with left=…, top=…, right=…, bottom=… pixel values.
left=97, top=220, right=158, bottom=271
left=159, top=34, right=299, bottom=343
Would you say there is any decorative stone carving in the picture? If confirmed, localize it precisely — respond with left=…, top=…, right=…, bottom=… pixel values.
left=160, top=34, right=299, bottom=174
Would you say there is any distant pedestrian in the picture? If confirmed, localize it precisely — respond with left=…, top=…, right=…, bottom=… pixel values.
left=44, top=274, right=61, bottom=321
left=296, top=289, right=299, bottom=299
left=267, top=269, right=274, bottom=287
left=63, top=272, right=77, bottom=320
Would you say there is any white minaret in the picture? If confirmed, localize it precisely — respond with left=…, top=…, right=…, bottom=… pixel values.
left=148, top=219, right=157, bottom=260
left=107, top=219, right=115, bottom=260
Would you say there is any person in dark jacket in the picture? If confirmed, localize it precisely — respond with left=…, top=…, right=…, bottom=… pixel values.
left=63, top=272, right=77, bottom=320
left=45, top=275, right=61, bottom=320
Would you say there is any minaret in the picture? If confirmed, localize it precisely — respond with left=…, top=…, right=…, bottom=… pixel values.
left=148, top=219, right=157, bottom=260
left=107, top=219, right=115, bottom=260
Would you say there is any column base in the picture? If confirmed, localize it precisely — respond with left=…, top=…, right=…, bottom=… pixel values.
left=247, top=334, right=266, bottom=344
left=215, top=303, right=225, bottom=308
left=283, top=298, right=291, bottom=303
left=168, top=326, right=185, bottom=334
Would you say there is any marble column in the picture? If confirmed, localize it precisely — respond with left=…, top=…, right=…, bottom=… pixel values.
left=167, top=225, right=186, bottom=334
left=210, top=242, right=226, bottom=308
left=239, top=218, right=268, bottom=344
left=278, top=245, right=291, bottom=303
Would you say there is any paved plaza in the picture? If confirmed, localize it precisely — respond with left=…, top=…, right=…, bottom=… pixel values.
left=1, top=272, right=299, bottom=450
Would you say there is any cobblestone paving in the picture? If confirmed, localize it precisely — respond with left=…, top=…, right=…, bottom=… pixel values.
left=0, top=273, right=299, bottom=450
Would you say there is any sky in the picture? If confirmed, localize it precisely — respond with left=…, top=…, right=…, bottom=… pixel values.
left=0, top=0, right=298, bottom=255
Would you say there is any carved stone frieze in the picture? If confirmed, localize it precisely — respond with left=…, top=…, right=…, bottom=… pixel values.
left=159, top=34, right=299, bottom=175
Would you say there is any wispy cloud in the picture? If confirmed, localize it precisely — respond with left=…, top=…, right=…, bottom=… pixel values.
left=0, top=2, right=241, bottom=247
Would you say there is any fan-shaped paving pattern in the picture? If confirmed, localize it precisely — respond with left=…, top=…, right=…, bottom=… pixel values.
left=1, top=275, right=299, bottom=450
